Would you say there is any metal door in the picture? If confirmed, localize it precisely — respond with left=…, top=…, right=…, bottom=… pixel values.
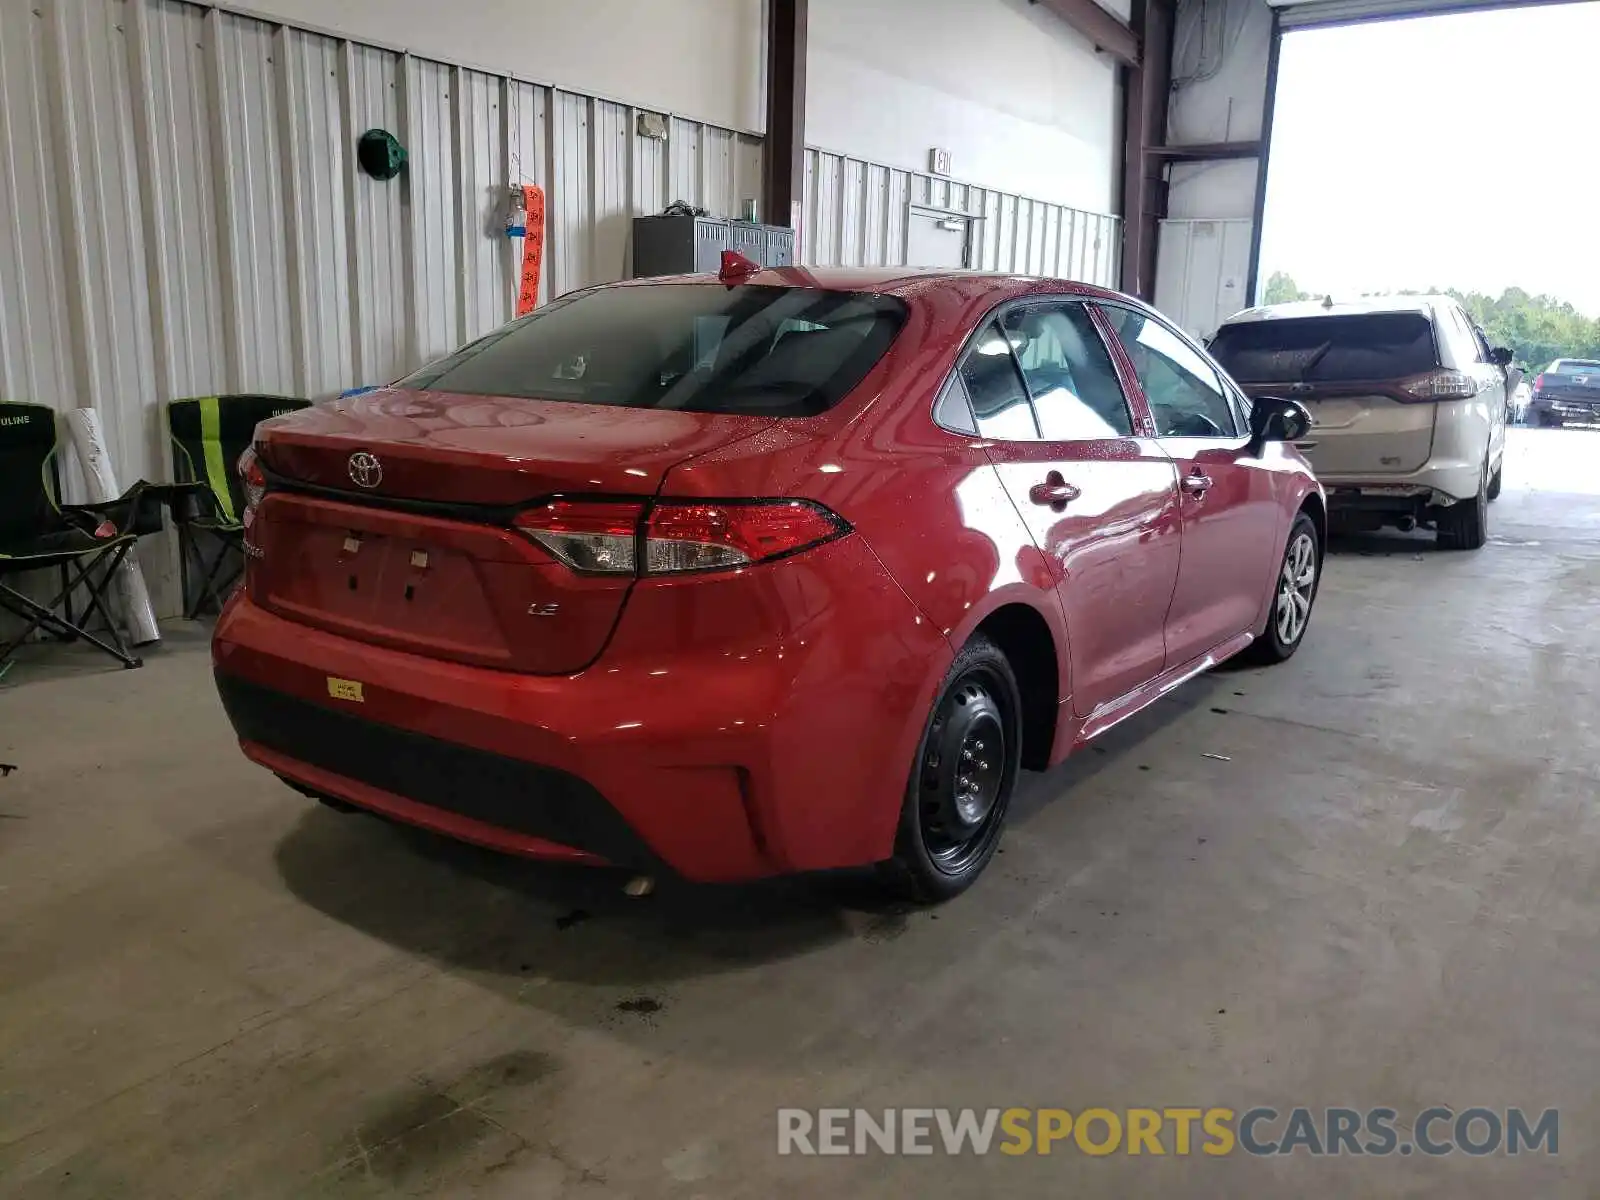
left=906, top=213, right=969, bottom=268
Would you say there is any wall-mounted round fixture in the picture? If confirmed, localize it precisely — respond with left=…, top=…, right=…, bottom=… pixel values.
left=357, top=128, right=406, bottom=180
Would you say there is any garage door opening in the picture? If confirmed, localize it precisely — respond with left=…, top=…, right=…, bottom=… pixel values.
left=1255, top=2, right=1600, bottom=387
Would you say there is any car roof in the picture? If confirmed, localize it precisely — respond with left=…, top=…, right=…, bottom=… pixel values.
left=602, top=266, right=1127, bottom=304
left=1221, top=295, right=1452, bottom=326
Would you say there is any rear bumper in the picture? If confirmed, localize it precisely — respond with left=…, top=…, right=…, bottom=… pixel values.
left=1530, top=397, right=1600, bottom=421
left=211, top=535, right=949, bottom=882
left=1317, top=444, right=1486, bottom=509
left=1305, top=396, right=1492, bottom=507
left=1318, top=462, right=1479, bottom=510
left=217, top=671, right=659, bottom=869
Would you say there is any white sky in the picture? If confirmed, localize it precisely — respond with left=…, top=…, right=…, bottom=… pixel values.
left=1259, top=2, right=1600, bottom=317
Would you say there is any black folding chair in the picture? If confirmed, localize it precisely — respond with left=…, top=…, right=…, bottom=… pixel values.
left=0, top=402, right=171, bottom=675
left=167, top=394, right=309, bottom=618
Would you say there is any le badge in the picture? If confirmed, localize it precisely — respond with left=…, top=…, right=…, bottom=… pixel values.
left=327, top=677, right=364, bottom=703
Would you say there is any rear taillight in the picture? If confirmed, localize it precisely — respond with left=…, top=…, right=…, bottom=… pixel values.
left=1533, top=374, right=1546, bottom=395
left=238, top=446, right=266, bottom=527
left=514, top=501, right=644, bottom=573
left=1398, top=369, right=1479, bottom=402
left=644, top=502, right=847, bottom=572
left=515, top=500, right=849, bottom=575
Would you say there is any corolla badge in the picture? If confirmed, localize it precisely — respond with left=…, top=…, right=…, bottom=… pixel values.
left=348, top=451, right=383, bottom=489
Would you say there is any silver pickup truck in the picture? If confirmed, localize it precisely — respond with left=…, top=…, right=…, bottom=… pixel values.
left=1530, top=359, right=1600, bottom=426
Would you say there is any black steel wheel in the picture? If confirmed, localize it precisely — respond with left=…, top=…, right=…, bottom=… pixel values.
left=882, top=635, right=1022, bottom=902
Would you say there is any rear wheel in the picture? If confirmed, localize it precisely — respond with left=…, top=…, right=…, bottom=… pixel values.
left=882, top=635, right=1022, bottom=903
left=1244, top=512, right=1319, bottom=665
left=1486, top=461, right=1503, bottom=501
left=1436, top=458, right=1489, bottom=550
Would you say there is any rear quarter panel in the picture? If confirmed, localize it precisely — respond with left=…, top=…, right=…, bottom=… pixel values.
left=659, top=281, right=1076, bottom=774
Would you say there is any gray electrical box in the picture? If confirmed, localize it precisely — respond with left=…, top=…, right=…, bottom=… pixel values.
left=765, top=227, right=794, bottom=267
left=632, top=214, right=796, bottom=277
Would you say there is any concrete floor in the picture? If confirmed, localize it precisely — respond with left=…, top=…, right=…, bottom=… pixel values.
left=3, top=426, right=1599, bottom=1198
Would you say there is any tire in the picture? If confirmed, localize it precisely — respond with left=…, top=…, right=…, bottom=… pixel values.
left=1436, top=457, right=1489, bottom=550
left=1243, top=512, right=1320, bottom=665
left=1486, top=462, right=1503, bottom=502
left=881, top=635, right=1022, bottom=903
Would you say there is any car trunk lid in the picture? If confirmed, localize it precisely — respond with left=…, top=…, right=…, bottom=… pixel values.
left=249, top=388, right=776, bottom=673
left=1538, top=369, right=1600, bottom=404
left=1242, top=382, right=1436, bottom=476
left=1213, top=311, right=1441, bottom=478
left=259, top=386, right=768, bottom=504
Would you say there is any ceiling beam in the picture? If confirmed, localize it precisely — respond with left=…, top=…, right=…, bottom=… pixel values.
left=1031, top=0, right=1141, bottom=66
left=1146, top=140, right=1263, bottom=162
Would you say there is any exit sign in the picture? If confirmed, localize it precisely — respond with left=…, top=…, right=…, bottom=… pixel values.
left=929, top=147, right=952, bottom=176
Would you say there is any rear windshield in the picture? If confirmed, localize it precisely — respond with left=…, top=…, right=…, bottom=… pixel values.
left=1551, top=360, right=1600, bottom=375
left=398, top=285, right=906, bottom=417
left=1209, top=313, right=1438, bottom=384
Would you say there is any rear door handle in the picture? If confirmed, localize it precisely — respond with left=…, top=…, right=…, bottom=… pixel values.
left=1181, top=472, right=1213, bottom=496
left=1029, top=475, right=1081, bottom=509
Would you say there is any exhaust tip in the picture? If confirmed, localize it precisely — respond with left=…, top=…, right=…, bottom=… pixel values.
left=276, top=773, right=361, bottom=814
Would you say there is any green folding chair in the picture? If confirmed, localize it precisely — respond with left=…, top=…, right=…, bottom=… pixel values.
left=0, top=402, right=172, bottom=675
left=167, top=394, right=309, bottom=618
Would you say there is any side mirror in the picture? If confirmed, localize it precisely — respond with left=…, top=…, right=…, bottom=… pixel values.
left=1248, top=395, right=1313, bottom=456
left=1490, top=346, right=1514, bottom=367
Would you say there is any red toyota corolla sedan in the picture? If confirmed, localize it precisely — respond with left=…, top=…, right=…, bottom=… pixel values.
left=213, top=264, right=1322, bottom=900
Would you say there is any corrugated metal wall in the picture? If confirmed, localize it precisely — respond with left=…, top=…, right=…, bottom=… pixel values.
left=800, top=147, right=1120, bottom=284
left=0, top=0, right=1118, bottom=623
left=0, top=0, right=762, bottom=617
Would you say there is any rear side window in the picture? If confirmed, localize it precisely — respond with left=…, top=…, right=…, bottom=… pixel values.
left=398, top=285, right=906, bottom=417
left=960, top=324, right=1040, bottom=441
left=1209, top=313, right=1438, bottom=383
left=1002, top=304, right=1133, bottom=439
left=934, top=374, right=978, bottom=434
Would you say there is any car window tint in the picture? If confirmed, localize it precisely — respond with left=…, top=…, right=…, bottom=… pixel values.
left=1001, top=304, right=1133, bottom=439
left=959, top=323, right=1039, bottom=441
left=1209, top=313, right=1439, bottom=383
left=1100, top=306, right=1239, bottom=438
left=934, top=373, right=977, bottom=434
left=399, top=285, right=905, bottom=417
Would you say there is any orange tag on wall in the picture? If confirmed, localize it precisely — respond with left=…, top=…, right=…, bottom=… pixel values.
left=517, top=184, right=546, bottom=317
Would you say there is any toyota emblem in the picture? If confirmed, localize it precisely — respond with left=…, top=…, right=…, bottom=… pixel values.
left=347, top=451, right=383, bottom=489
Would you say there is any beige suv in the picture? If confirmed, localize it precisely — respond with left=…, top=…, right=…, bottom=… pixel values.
left=1209, top=296, right=1511, bottom=549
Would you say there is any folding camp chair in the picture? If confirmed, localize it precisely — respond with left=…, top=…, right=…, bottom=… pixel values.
left=0, top=401, right=171, bottom=674
left=167, top=394, right=309, bottom=618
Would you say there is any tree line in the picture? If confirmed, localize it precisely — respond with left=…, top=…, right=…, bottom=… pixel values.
left=1260, top=272, right=1600, bottom=372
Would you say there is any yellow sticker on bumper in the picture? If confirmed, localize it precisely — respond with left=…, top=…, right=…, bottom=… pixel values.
left=327, top=677, right=364, bottom=702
